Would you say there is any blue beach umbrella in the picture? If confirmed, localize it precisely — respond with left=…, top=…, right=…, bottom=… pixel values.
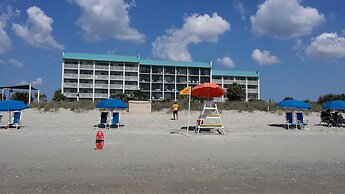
left=322, top=100, right=345, bottom=111
left=0, top=100, right=29, bottom=111
left=276, top=99, right=311, bottom=110
left=96, top=98, right=128, bottom=109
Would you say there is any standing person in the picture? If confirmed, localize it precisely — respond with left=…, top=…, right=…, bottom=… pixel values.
left=171, top=102, right=179, bottom=120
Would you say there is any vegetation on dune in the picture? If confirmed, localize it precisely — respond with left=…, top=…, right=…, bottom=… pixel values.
left=4, top=89, right=345, bottom=113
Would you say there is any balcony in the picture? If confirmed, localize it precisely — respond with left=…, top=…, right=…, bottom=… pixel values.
left=79, top=83, right=93, bottom=88
left=94, top=75, right=108, bottom=80
left=248, top=80, right=258, bottom=85
left=110, top=84, right=123, bottom=89
left=125, top=85, right=138, bottom=90
left=212, top=79, right=222, bottom=83
left=79, top=93, right=93, bottom=98
left=234, top=80, right=246, bottom=85
left=64, top=74, right=78, bottom=79
left=63, top=83, right=77, bottom=88
left=79, top=74, right=93, bottom=79
left=94, top=84, right=108, bottom=89
left=94, top=93, right=108, bottom=98
left=110, top=75, right=123, bottom=80
left=95, top=65, right=109, bottom=70
left=125, top=67, right=138, bottom=71
left=247, top=89, right=258, bottom=93
left=223, top=80, right=234, bottom=84
left=125, top=76, right=138, bottom=81
left=64, top=64, right=78, bottom=69
left=80, top=64, right=93, bottom=69
left=63, top=92, right=78, bottom=98
left=110, top=66, right=123, bottom=71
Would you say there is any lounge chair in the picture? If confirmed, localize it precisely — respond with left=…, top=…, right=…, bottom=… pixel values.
left=296, top=112, right=308, bottom=129
left=319, top=111, right=332, bottom=127
left=97, top=111, right=109, bottom=128
left=11, top=111, right=22, bottom=129
left=109, top=112, right=120, bottom=128
left=285, top=112, right=296, bottom=129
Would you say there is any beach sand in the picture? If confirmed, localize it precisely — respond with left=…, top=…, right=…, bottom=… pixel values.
left=1, top=109, right=345, bottom=193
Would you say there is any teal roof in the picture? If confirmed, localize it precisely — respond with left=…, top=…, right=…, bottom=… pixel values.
left=213, top=70, right=259, bottom=77
left=63, top=52, right=139, bottom=63
left=63, top=52, right=211, bottom=68
left=140, top=59, right=211, bottom=68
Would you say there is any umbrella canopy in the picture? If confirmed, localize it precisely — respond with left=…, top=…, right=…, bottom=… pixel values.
left=276, top=99, right=311, bottom=110
left=96, top=98, right=128, bottom=109
left=322, top=100, right=345, bottom=110
left=0, top=100, right=29, bottom=111
left=191, top=83, right=225, bottom=98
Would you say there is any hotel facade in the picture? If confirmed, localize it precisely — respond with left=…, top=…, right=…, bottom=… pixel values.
left=61, top=52, right=260, bottom=102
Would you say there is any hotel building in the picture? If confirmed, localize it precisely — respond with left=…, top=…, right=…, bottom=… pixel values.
left=61, top=52, right=260, bottom=101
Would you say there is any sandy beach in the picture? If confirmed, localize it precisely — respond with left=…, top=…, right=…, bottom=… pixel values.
left=1, top=109, right=345, bottom=193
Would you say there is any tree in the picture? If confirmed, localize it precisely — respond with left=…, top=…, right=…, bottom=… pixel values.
left=226, top=83, right=245, bottom=101
left=317, top=94, right=345, bottom=104
left=52, top=89, right=67, bottom=102
left=11, top=92, right=32, bottom=104
left=110, top=92, right=128, bottom=102
left=34, top=93, right=48, bottom=102
left=131, top=90, right=148, bottom=101
left=283, top=97, right=294, bottom=100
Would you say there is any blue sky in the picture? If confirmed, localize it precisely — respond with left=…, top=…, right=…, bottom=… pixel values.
left=0, top=0, right=344, bottom=101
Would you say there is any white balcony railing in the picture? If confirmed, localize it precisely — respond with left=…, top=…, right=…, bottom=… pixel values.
left=94, top=84, right=108, bottom=89
left=64, top=64, right=78, bottom=69
left=64, top=74, right=78, bottom=79
left=110, top=84, right=123, bottom=89
left=125, top=67, right=138, bottom=71
left=63, top=92, right=78, bottom=98
left=79, top=93, right=93, bottom=98
left=80, top=64, right=93, bottom=69
left=247, top=89, right=258, bottom=93
left=63, top=83, right=77, bottom=88
left=110, top=75, right=124, bottom=80
left=95, top=65, right=109, bottom=70
left=94, top=93, right=108, bottom=98
left=125, top=85, right=138, bottom=90
left=94, top=75, right=108, bottom=80
left=125, top=76, right=138, bottom=81
left=79, top=83, right=93, bottom=88
left=212, top=79, right=222, bottom=83
left=79, top=74, right=93, bottom=79
left=223, top=80, right=234, bottom=84
left=248, top=80, right=258, bottom=85
left=234, top=80, right=246, bottom=84
left=110, top=66, right=123, bottom=71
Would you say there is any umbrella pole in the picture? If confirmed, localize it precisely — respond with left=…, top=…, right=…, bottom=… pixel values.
left=186, top=91, right=191, bottom=136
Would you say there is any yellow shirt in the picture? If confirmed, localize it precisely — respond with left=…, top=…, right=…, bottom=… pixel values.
left=172, top=104, right=179, bottom=111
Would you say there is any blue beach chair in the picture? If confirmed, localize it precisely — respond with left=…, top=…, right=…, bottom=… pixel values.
left=11, top=111, right=22, bottom=129
left=110, top=112, right=120, bottom=128
left=285, top=112, right=296, bottom=129
left=98, top=111, right=109, bottom=128
left=296, top=112, right=308, bottom=129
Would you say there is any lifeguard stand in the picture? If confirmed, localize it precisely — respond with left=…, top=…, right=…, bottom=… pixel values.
left=196, top=101, right=224, bottom=135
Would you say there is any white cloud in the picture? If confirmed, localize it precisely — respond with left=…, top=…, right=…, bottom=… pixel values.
left=8, top=58, right=24, bottom=68
left=216, top=56, right=235, bottom=68
left=233, top=0, right=247, bottom=20
left=250, top=0, right=325, bottom=39
left=152, top=13, right=230, bottom=61
left=19, top=77, right=43, bottom=86
left=251, top=49, right=280, bottom=65
left=12, top=6, right=64, bottom=50
left=305, top=33, right=345, bottom=59
left=0, top=6, right=19, bottom=54
left=71, top=0, right=144, bottom=42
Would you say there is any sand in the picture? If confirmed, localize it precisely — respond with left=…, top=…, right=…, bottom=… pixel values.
left=0, top=109, right=345, bottom=193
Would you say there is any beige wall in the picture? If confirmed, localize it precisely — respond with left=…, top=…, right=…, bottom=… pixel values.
left=128, top=101, right=151, bottom=113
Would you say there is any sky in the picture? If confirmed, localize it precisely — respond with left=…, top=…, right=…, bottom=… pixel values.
left=0, top=0, right=344, bottom=102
